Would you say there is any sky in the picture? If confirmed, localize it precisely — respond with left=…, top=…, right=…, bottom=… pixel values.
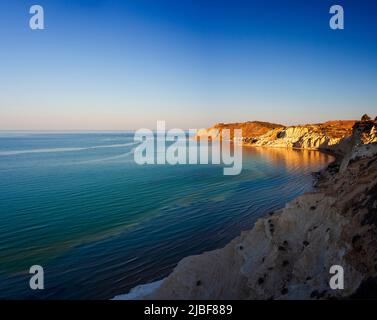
left=0, top=0, right=376, bottom=130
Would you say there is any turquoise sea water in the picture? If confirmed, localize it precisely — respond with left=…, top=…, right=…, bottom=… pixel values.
left=0, top=132, right=332, bottom=299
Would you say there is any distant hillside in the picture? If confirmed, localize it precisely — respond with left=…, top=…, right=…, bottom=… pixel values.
left=196, top=120, right=358, bottom=145
left=196, top=121, right=284, bottom=140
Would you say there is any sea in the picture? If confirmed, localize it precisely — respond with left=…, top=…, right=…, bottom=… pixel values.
left=0, top=132, right=333, bottom=299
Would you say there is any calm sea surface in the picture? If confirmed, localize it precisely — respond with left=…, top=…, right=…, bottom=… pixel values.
left=0, top=132, right=332, bottom=299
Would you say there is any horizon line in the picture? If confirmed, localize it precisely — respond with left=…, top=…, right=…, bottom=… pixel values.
left=0, top=118, right=363, bottom=133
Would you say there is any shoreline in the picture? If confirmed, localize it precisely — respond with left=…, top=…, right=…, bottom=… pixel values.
left=115, top=120, right=377, bottom=300
left=113, top=146, right=335, bottom=300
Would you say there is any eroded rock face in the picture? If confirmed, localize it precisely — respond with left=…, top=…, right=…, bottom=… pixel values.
left=140, top=121, right=377, bottom=300
left=146, top=191, right=365, bottom=300
left=246, top=122, right=356, bottom=152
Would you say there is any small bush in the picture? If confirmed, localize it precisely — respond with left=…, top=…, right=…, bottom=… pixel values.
left=361, top=114, right=371, bottom=121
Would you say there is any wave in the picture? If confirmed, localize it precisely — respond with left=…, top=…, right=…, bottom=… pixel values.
left=76, top=148, right=136, bottom=164
left=0, top=142, right=139, bottom=156
left=112, top=279, right=164, bottom=300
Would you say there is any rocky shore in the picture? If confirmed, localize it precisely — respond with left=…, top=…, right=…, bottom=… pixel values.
left=120, top=119, right=377, bottom=300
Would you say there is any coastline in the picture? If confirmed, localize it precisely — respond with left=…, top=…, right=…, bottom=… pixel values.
left=115, top=120, right=377, bottom=300
left=113, top=148, right=332, bottom=300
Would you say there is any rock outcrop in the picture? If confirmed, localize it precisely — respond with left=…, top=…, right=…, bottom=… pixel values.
left=196, top=121, right=284, bottom=140
left=245, top=121, right=356, bottom=153
left=138, top=120, right=377, bottom=300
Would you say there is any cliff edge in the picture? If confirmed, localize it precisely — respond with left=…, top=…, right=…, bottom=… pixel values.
left=140, top=120, right=377, bottom=300
left=196, top=121, right=284, bottom=140
left=245, top=120, right=356, bottom=154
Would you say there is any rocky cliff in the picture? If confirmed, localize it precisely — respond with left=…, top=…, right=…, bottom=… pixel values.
left=138, top=120, right=377, bottom=300
left=197, top=120, right=356, bottom=156
left=196, top=121, right=284, bottom=140
left=244, top=121, right=356, bottom=154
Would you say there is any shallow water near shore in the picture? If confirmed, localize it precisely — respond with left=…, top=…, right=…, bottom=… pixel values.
left=0, top=132, right=333, bottom=299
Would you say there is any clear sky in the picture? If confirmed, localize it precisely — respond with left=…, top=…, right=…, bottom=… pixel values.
left=0, top=0, right=376, bottom=130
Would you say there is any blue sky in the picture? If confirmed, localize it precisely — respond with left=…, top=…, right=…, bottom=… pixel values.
left=0, top=0, right=376, bottom=130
